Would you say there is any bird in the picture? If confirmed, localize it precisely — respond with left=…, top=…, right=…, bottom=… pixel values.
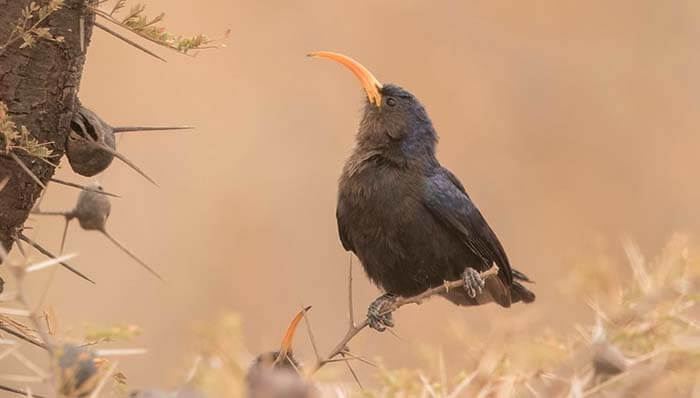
left=245, top=307, right=317, bottom=398
left=309, top=51, right=536, bottom=332
left=55, top=344, right=102, bottom=397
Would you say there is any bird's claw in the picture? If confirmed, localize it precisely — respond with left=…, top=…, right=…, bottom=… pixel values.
left=367, top=293, right=396, bottom=332
left=462, top=268, right=485, bottom=298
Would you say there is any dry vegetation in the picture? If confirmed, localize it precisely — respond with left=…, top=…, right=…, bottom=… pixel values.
left=172, top=234, right=700, bottom=398
left=3, top=231, right=696, bottom=397
left=1, top=1, right=698, bottom=398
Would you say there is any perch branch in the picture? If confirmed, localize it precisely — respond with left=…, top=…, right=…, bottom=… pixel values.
left=309, top=264, right=499, bottom=374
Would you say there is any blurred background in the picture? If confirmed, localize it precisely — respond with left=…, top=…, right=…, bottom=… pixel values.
left=4, top=0, right=700, bottom=392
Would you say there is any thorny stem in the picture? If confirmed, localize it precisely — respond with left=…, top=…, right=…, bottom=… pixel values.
left=100, top=229, right=164, bottom=281
left=0, top=323, right=47, bottom=350
left=59, top=218, right=70, bottom=254
left=300, top=304, right=321, bottom=363
left=14, top=279, right=54, bottom=356
left=309, top=264, right=499, bottom=375
left=0, top=383, right=46, bottom=398
left=86, top=139, right=159, bottom=187
left=93, top=21, right=166, bottom=62
left=112, top=125, right=193, bottom=133
left=10, top=153, right=46, bottom=189
left=340, top=351, right=363, bottom=390
left=0, top=242, right=84, bottom=398
left=12, top=273, right=57, bottom=398
left=348, top=255, right=355, bottom=328
left=89, top=6, right=222, bottom=56
left=16, top=233, right=95, bottom=285
left=49, top=177, right=120, bottom=198
left=30, top=211, right=71, bottom=217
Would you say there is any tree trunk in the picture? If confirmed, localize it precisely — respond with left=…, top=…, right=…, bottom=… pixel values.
left=0, top=0, right=93, bottom=257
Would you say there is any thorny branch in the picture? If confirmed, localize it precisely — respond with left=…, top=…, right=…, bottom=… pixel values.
left=0, top=244, right=58, bottom=397
left=0, top=383, right=46, bottom=398
left=87, top=1, right=228, bottom=60
left=308, top=263, right=500, bottom=375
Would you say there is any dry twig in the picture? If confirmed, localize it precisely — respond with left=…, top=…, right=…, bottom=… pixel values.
left=309, top=263, right=499, bottom=374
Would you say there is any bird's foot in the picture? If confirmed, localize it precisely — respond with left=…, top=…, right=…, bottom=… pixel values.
left=462, top=268, right=485, bottom=298
left=367, top=293, right=396, bottom=332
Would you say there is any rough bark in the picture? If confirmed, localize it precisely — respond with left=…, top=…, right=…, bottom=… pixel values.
left=0, top=0, right=94, bottom=257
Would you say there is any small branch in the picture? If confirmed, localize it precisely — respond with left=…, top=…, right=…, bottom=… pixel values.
left=93, top=21, right=166, bottom=62
left=100, top=230, right=163, bottom=281
left=310, top=265, right=499, bottom=374
left=49, top=178, right=120, bottom=198
left=0, top=383, right=46, bottom=398
left=383, top=264, right=497, bottom=311
left=16, top=234, right=95, bottom=285
left=340, top=351, right=363, bottom=390
left=300, top=304, right=321, bottom=363
left=89, top=5, right=226, bottom=57
left=348, top=255, right=355, bottom=328
left=88, top=360, right=118, bottom=398
left=0, top=324, right=47, bottom=351
left=324, top=351, right=376, bottom=367
left=112, top=125, right=193, bottom=133
left=86, top=139, right=158, bottom=187
left=13, top=275, right=54, bottom=356
left=9, top=153, right=45, bottom=189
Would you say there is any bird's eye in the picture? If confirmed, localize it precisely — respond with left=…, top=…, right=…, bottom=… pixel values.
left=386, top=97, right=397, bottom=107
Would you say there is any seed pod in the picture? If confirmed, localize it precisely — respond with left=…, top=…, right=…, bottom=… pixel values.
left=593, top=341, right=628, bottom=376
left=66, top=105, right=191, bottom=185
left=66, top=106, right=116, bottom=178
left=34, top=182, right=163, bottom=281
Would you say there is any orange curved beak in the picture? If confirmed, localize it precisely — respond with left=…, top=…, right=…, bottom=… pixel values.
left=308, top=51, right=383, bottom=107
left=277, top=306, right=312, bottom=363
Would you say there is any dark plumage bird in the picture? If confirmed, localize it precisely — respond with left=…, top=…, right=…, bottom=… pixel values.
left=246, top=307, right=316, bottom=398
left=309, top=52, right=536, bottom=331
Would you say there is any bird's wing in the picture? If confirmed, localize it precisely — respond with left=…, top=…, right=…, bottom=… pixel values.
left=423, top=169, right=513, bottom=285
left=336, top=201, right=354, bottom=252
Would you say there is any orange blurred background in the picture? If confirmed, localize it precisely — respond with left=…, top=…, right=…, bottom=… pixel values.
left=5, top=0, right=700, bottom=390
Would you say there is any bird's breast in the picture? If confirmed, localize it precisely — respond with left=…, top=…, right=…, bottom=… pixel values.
left=337, top=165, right=466, bottom=295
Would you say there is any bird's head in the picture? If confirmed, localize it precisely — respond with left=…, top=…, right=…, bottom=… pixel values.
left=309, top=51, right=436, bottom=153
left=249, top=306, right=311, bottom=376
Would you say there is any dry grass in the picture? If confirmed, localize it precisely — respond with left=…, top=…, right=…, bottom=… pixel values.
left=354, top=234, right=700, bottom=398
left=182, top=234, right=700, bottom=398
left=1, top=234, right=698, bottom=397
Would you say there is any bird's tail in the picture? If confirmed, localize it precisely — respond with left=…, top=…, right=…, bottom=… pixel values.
left=511, top=268, right=535, bottom=303
left=512, top=268, right=534, bottom=283
left=485, top=276, right=511, bottom=307
left=511, top=281, right=536, bottom=303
